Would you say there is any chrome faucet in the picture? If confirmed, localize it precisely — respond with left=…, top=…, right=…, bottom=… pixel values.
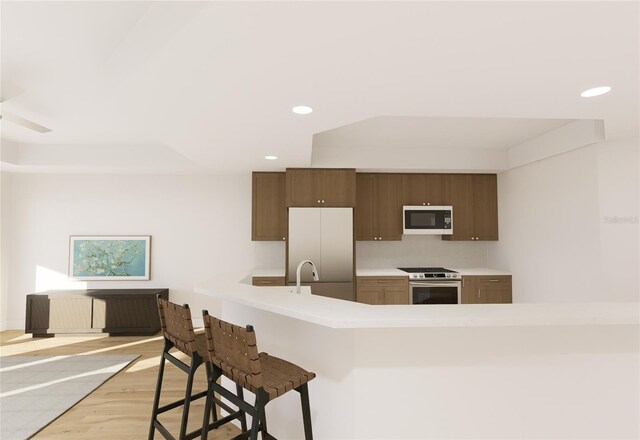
left=295, top=260, right=319, bottom=294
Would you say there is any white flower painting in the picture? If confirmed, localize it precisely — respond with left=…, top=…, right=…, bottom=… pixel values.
left=69, top=236, right=151, bottom=280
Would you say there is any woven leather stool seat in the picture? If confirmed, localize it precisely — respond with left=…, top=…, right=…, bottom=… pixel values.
left=256, top=353, right=316, bottom=400
left=201, top=311, right=315, bottom=440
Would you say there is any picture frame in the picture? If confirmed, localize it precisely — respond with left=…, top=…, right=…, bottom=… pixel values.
left=68, top=235, right=151, bottom=281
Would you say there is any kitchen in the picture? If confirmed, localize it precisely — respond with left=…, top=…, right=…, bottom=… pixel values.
left=251, top=168, right=511, bottom=306
left=1, top=1, right=638, bottom=439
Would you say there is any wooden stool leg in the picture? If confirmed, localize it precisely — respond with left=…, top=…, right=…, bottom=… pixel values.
left=236, top=384, right=248, bottom=432
left=298, top=383, right=313, bottom=440
left=148, top=347, right=168, bottom=440
left=179, top=359, right=199, bottom=440
left=201, top=374, right=213, bottom=440
left=249, top=392, right=266, bottom=440
left=205, top=364, right=218, bottom=425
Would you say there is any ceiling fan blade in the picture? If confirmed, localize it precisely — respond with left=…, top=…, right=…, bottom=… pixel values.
left=0, top=111, right=52, bottom=133
left=0, top=82, right=25, bottom=103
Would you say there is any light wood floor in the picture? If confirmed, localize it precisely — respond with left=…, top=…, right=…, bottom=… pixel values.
left=0, top=331, right=240, bottom=440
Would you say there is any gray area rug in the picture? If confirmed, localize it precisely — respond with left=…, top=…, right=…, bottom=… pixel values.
left=0, top=354, right=139, bottom=440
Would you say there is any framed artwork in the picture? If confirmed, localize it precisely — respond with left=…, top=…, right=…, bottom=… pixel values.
left=69, top=235, right=151, bottom=280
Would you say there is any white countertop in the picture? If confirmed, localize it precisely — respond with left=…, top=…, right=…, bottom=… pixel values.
left=251, top=269, right=286, bottom=277
left=451, top=267, right=512, bottom=276
left=356, top=268, right=408, bottom=277
left=254, top=267, right=511, bottom=278
left=195, top=273, right=638, bottom=329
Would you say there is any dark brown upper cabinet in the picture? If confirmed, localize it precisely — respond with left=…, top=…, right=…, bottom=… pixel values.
left=401, top=174, right=450, bottom=206
left=356, top=173, right=402, bottom=241
left=252, top=172, right=287, bottom=241
left=443, top=174, right=498, bottom=241
left=286, top=168, right=356, bottom=207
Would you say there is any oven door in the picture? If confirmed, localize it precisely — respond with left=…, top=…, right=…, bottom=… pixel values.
left=410, top=281, right=461, bottom=304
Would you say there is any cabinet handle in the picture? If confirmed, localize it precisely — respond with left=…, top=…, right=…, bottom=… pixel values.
left=374, top=237, right=378, bottom=240
left=422, top=202, right=426, bottom=206
left=476, top=237, right=480, bottom=240
left=317, top=200, right=321, bottom=203
left=378, top=237, right=382, bottom=240
left=322, top=200, right=325, bottom=203
left=462, top=278, right=465, bottom=287
left=282, top=237, right=286, bottom=241
left=477, top=289, right=481, bottom=298
left=488, top=279, right=500, bottom=282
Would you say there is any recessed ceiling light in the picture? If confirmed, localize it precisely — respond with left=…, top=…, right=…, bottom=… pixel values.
left=265, top=155, right=278, bottom=160
left=292, top=105, right=313, bottom=115
left=580, top=86, right=612, bottom=98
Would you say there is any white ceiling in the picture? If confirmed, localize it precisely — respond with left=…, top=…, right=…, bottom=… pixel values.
left=1, top=1, right=638, bottom=173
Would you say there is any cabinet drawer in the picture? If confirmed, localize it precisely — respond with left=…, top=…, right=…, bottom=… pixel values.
left=476, top=275, right=511, bottom=287
left=252, top=276, right=286, bottom=286
left=357, top=276, right=408, bottom=287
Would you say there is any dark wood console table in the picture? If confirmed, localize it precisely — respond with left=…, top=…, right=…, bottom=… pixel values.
left=25, top=288, right=169, bottom=337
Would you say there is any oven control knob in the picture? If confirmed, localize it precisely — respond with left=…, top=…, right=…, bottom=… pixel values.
left=419, top=274, right=424, bottom=278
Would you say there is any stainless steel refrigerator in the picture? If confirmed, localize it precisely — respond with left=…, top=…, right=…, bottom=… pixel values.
left=287, top=207, right=354, bottom=301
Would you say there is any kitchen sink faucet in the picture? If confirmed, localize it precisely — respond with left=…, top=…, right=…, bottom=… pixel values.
left=296, top=260, right=319, bottom=294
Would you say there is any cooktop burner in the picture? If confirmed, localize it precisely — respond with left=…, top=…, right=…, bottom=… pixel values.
left=397, top=267, right=461, bottom=280
left=398, top=267, right=457, bottom=273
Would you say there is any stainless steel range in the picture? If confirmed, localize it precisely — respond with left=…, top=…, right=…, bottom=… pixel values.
left=398, top=267, right=461, bottom=304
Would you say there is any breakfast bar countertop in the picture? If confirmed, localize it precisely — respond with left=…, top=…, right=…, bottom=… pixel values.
left=195, top=273, right=638, bottom=329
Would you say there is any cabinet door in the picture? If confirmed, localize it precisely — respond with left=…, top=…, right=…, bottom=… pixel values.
left=92, top=297, right=159, bottom=332
left=355, top=174, right=376, bottom=240
left=461, top=276, right=476, bottom=304
left=476, top=276, right=512, bottom=303
left=357, top=288, right=382, bottom=305
left=476, top=287, right=512, bottom=304
left=287, top=169, right=323, bottom=207
left=323, top=169, right=356, bottom=207
left=252, top=172, right=287, bottom=241
left=424, top=174, right=449, bottom=205
left=444, top=175, right=473, bottom=240
left=402, top=174, right=449, bottom=206
left=375, top=174, right=402, bottom=240
left=402, top=174, right=429, bottom=205
left=382, top=286, right=409, bottom=304
left=472, top=174, right=499, bottom=240
left=30, top=297, right=92, bottom=331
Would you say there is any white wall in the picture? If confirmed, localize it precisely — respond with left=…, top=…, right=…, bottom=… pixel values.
left=0, top=173, right=13, bottom=330
left=488, top=137, right=639, bottom=302
left=0, top=172, right=284, bottom=330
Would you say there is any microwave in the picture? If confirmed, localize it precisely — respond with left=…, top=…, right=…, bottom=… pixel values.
left=403, top=206, right=453, bottom=235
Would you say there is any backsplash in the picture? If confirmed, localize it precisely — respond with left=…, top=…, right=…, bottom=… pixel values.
left=356, top=235, right=488, bottom=268
left=255, top=236, right=488, bottom=270
left=254, top=241, right=286, bottom=269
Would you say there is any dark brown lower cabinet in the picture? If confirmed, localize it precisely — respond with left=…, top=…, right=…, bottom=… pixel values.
left=461, top=276, right=512, bottom=304
left=25, top=288, right=169, bottom=337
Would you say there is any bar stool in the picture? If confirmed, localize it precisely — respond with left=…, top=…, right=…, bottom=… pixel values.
left=201, top=310, right=316, bottom=440
left=149, top=297, right=232, bottom=440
